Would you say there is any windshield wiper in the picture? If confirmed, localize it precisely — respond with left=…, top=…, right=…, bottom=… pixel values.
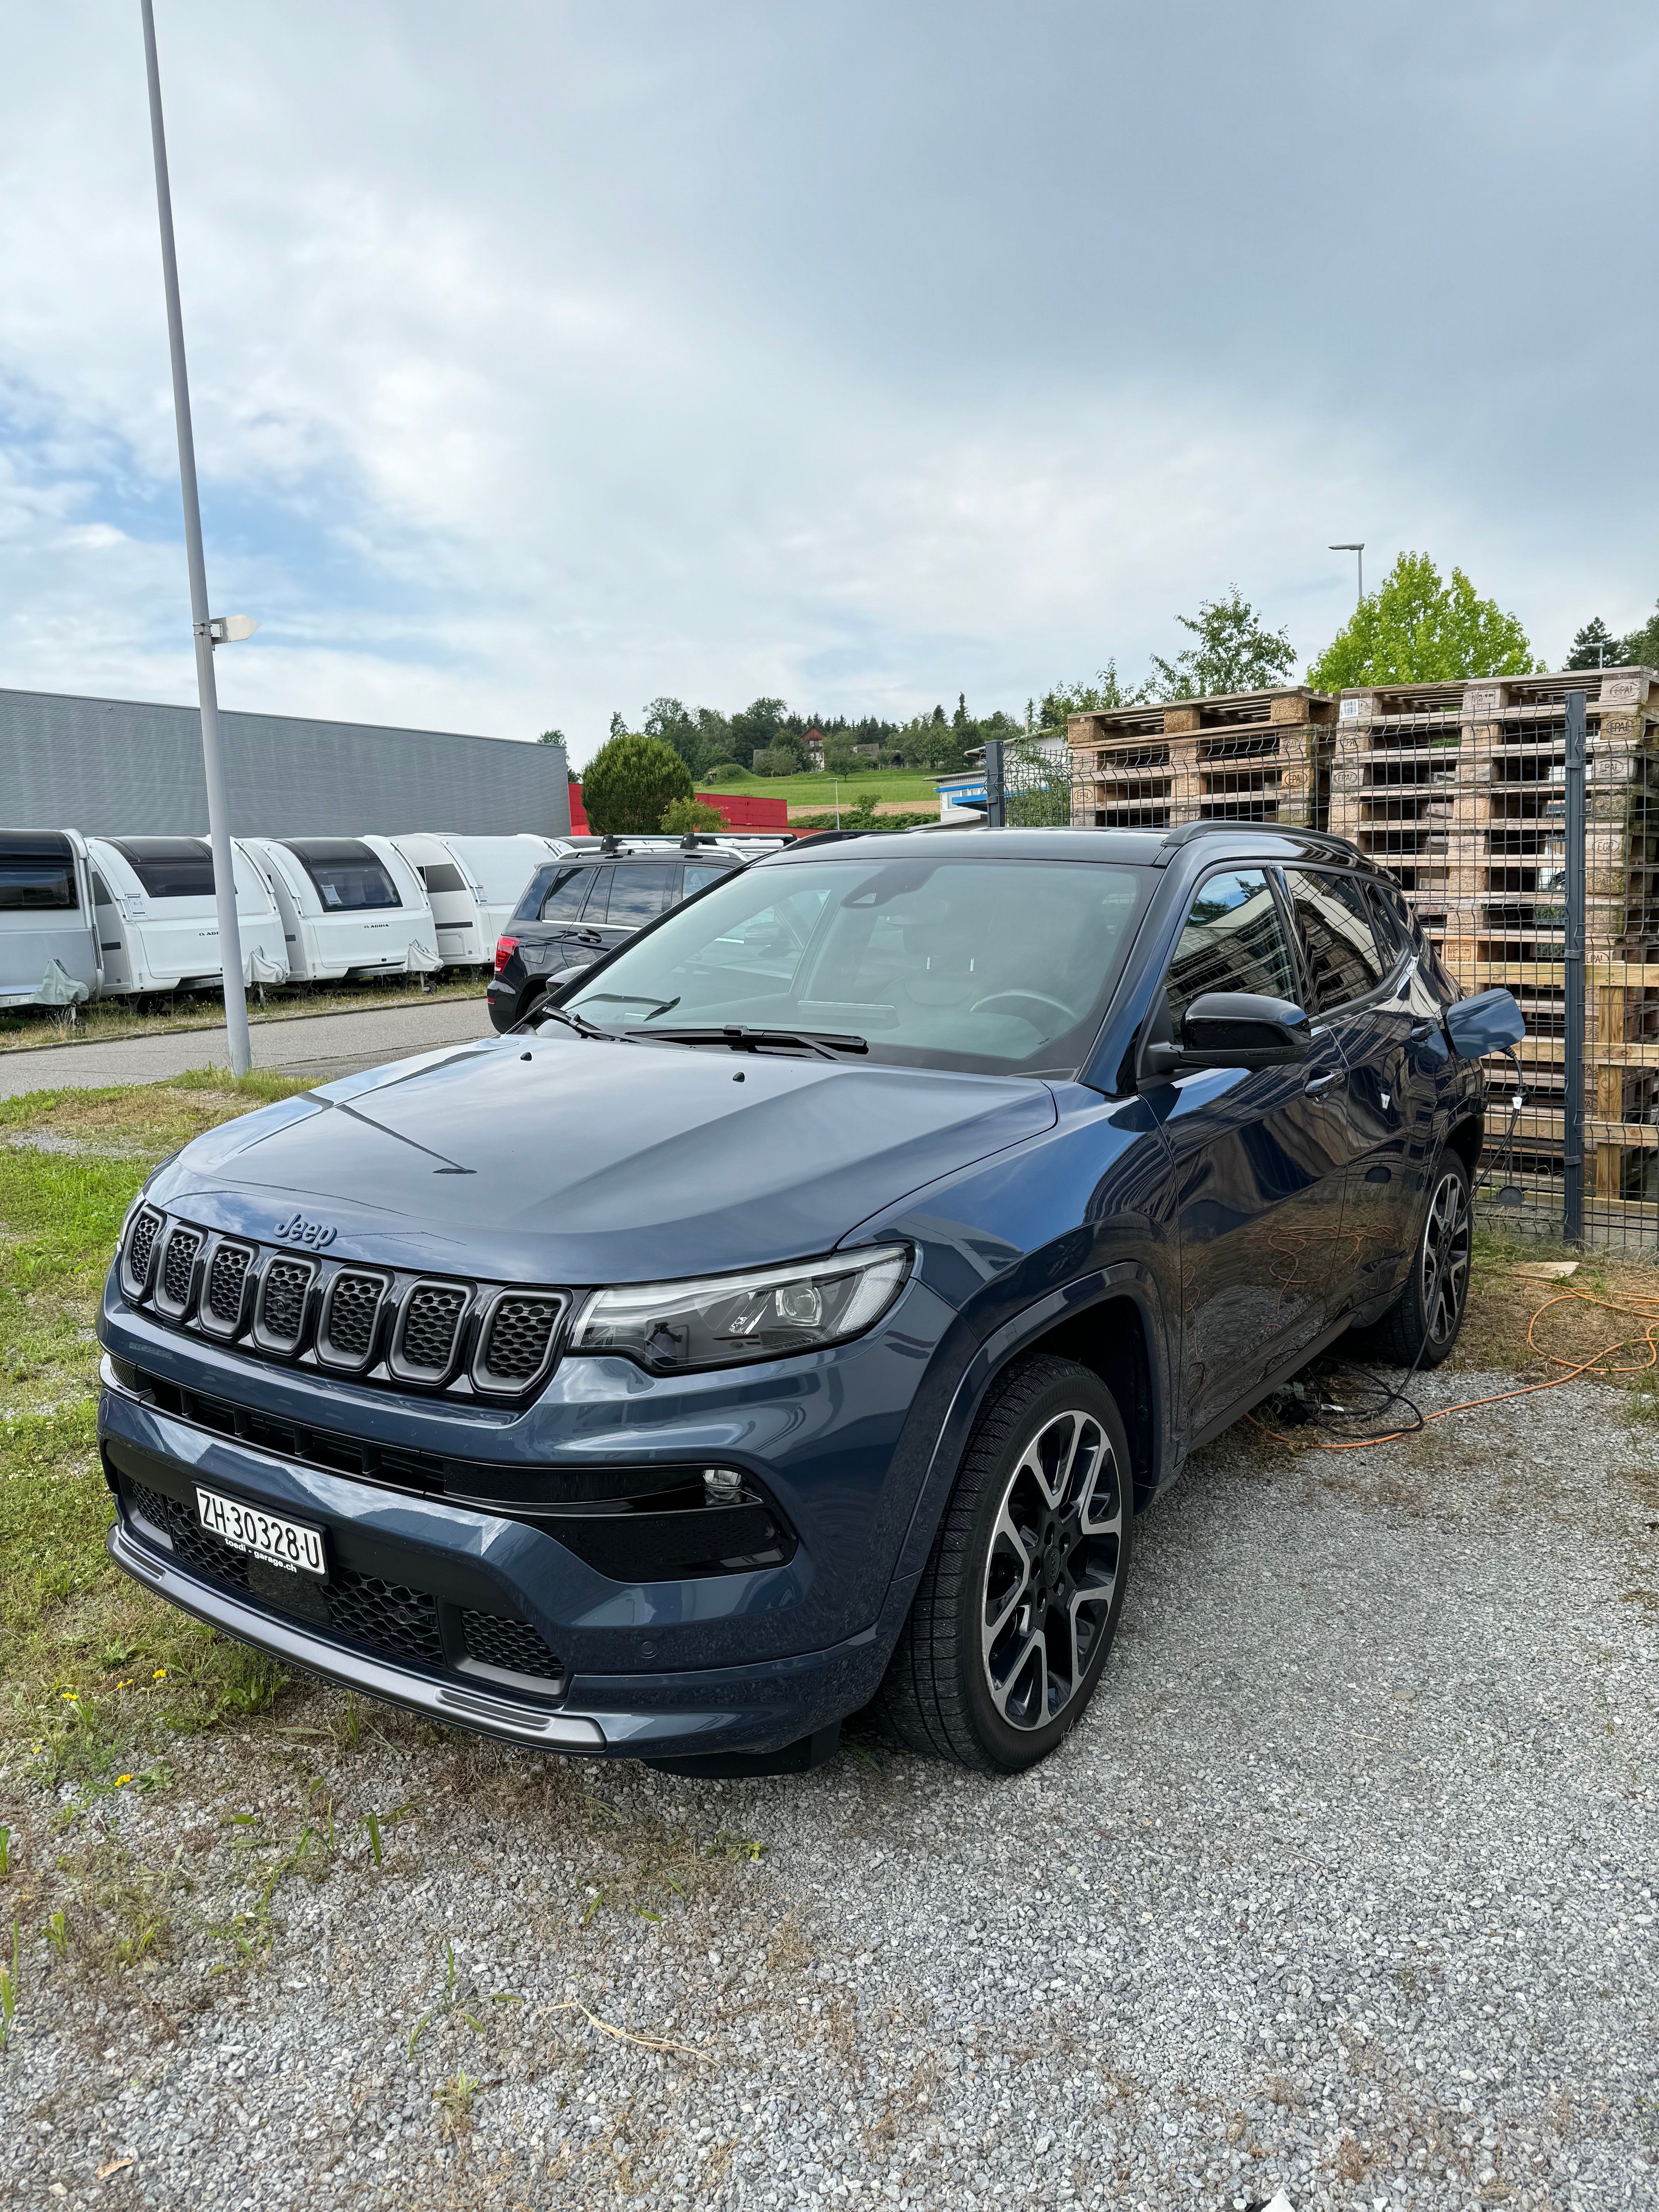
left=512, top=1000, right=616, bottom=1040
left=629, top=1024, right=869, bottom=1061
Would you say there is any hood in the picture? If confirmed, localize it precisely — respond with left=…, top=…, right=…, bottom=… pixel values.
left=151, top=1033, right=1057, bottom=1283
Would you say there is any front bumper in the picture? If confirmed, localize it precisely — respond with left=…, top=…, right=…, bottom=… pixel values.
left=98, top=1357, right=912, bottom=1760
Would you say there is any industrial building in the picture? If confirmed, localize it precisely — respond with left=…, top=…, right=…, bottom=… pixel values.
left=0, top=687, right=571, bottom=842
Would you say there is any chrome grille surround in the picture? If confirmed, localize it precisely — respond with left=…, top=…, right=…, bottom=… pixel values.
left=388, top=1279, right=471, bottom=1386
left=252, top=1254, right=319, bottom=1354
left=121, top=1205, right=165, bottom=1300
left=197, top=1238, right=257, bottom=1339
left=316, top=1268, right=391, bottom=1373
left=152, top=1224, right=204, bottom=1319
left=115, top=1211, right=567, bottom=1401
left=472, top=1288, right=568, bottom=1395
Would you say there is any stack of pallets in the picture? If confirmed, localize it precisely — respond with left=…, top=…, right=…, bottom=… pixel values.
left=1067, top=687, right=1336, bottom=832
left=1328, top=669, right=1659, bottom=1222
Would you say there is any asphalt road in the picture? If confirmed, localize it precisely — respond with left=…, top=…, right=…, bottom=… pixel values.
left=0, top=993, right=496, bottom=1099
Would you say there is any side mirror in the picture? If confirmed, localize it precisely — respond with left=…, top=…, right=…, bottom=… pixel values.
left=1140, top=991, right=1312, bottom=1084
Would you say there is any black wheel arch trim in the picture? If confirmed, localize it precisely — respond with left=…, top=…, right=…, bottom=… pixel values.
left=885, top=1260, right=1171, bottom=1598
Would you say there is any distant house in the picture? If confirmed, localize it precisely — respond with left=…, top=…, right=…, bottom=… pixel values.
left=800, top=727, right=825, bottom=769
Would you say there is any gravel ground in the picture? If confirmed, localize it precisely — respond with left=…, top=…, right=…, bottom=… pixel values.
left=3, top=1367, right=1655, bottom=2212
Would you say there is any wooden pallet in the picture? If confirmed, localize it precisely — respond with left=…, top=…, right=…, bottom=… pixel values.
left=1072, top=722, right=1331, bottom=832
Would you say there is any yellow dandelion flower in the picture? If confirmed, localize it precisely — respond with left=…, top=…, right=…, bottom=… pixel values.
left=152, top=1668, right=167, bottom=1680
left=116, top=1774, right=133, bottom=1787
left=61, top=1689, right=80, bottom=1702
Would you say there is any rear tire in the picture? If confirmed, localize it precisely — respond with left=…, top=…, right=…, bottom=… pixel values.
left=1350, top=1151, right=1472, bottom=1368
left=871, top=1355, right=1133, bottom=1773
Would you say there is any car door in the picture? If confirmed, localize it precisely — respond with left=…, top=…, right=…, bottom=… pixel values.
left=1278, top=866, right=1437, bottom=1316
left=1145, top=866, right=1352, bottom=1437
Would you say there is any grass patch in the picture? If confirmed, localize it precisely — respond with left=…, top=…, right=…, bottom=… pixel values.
left=1452, top=1232, right=1659, bottom=1386
left=0, top=1074, right=317, bottom=1782
left=0, top=972, right=481, bottom=1055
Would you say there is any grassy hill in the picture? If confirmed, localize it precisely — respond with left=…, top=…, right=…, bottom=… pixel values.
left=699, top=767, right=945, bottom=804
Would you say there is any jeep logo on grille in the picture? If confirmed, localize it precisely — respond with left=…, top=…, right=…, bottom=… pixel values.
left=274, top=1212, right=338, bottom=1250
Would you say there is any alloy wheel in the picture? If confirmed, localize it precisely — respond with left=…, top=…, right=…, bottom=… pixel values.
left=980, top=1408, right=1125, bottom=1731
left=1420, top=1167, right=1471, bottom=1347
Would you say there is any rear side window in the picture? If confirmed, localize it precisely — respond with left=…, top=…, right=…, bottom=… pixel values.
left=1163, top=869, right=1298, bottom=1025
left=541, top=866, right=604, bottom=922
left=109, top=838, right=215, bottom=899
left=0, top=835, right=79, bottom=912
left=683, top=862, right=734, bottom=896
left=603, top=865, right=676, bottom=927
left=283, top=839, right=402, bottom=912
left=419, top=861, right=469, bottom=895
left=1281, top=868, right=1386, bottom=1011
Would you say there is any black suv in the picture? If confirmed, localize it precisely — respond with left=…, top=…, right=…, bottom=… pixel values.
left=487, top=842, right=747, bottom=1032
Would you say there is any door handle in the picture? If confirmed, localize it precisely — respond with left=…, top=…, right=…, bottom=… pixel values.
left=1303, top=1070, right=1344, bottom=1098
left=1408, top=1020, right=1437, bottom=1042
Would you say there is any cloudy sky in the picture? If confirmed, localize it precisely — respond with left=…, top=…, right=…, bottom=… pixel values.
left=3, top=2, right=1656, bottom=764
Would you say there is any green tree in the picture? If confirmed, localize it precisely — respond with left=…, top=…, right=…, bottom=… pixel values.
left=1151, top=589, right=1295, bottom=701
left=1307, top=553, right=1537, bottom=688
left=580, top=733, right=694, bottom=835
left=1622, top=600, right=1659, bottom=668
left=537, top=727, right=567, bottom=747
left=730, top=696, right=789, bottom=763
left=659, top=796, right=728, bottom=835
left=1038, top=660, right=1151, bottom=731
left=1564, top=617, right=1622, bottom=670
left=753, top=739, right=804, bottom=777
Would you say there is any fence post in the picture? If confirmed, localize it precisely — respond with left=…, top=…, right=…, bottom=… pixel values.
left=1563, top=688, right=1586, bottom=1244
left=984, top=740, right=1005, bottom=828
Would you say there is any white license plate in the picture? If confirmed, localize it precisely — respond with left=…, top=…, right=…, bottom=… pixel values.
left=195, top=1487, right=326, bottom=1579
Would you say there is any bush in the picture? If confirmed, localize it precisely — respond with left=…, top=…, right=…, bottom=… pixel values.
left=701, top=760, right=747, bottom=783
left=581, top=733, right=694, bottom=835
left=659, top=797, right=728, bottom=835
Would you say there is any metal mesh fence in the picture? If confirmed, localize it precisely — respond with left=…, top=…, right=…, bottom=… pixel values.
left=1056, top=680, right=1659, bottom=1256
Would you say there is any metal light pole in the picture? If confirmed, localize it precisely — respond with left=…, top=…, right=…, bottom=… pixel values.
left=1330, top=542, right=1365, bottom=607
left=140, top=0, right=252, bottom=1076
left=1562, top=689, right=1587, bottom=1243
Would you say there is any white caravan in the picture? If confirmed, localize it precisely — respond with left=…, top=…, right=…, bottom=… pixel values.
left=390, top=833, right=572, bottom=968
left=0, top=829, right=102, bottom=1011
left=245, top=836, right=439, bottom=984
left=85, top=836, right=289, bottom=997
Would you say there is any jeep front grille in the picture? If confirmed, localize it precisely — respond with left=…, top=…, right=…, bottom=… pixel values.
left=318, top=1269, right=388, bottom=1369
left=122, top=1206, right=163, bottom=1297
left=155, top=1225, right=202, bottom=1316
left=115, top=1211, right=569, bottom=1401
left=475, top=1291, right=565, bottom=1391
left=393, top=1281, right=469, bottom=1379
left=256, top=1258, right=315, bottom=1350
left=203, top=1240, right=254, bottom=1332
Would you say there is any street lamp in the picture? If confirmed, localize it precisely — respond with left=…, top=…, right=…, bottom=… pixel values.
left=139, top=0, right=253, bottom=1077
left=1329, top=543, right=1365, bottom=608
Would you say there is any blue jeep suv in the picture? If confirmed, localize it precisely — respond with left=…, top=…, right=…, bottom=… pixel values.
left=100, top=826, right=1515, bottom=1775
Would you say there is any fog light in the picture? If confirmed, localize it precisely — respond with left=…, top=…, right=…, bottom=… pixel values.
left=702, top=1467, right=744, bottom=1505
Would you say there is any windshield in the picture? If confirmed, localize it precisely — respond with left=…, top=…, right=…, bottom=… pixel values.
left=559, top=854, right=1150, bottom=1074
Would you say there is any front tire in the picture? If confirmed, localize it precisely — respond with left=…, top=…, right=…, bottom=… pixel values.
left=1352, top=1151, right=1472, bottom=1368
left=871, top=1355, right=1133, bottom=1772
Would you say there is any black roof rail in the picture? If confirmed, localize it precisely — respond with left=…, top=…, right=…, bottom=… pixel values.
left=1151, top=821, right=1367, bottom=869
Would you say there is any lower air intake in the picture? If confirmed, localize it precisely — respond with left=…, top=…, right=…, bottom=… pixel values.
left=460, top=1608, right=563, bottom=1681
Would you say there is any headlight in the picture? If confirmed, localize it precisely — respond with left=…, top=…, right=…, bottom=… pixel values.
left=571, top=1245, right=911, bottom=1372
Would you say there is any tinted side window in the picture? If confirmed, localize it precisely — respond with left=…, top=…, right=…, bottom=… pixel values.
left=1282, top=869, right=1386, bottom=1011
left=1366, top=882, right=1415, bottom=966
left=605, top=865, right=675, bottom=926
left=1164, top=869, right=1298, bottom=1025
left=284, top=840, right=402, bottom=912
left=110, top=838, right=216, bottom=899
left=0, top=836, right=78, bottom=912
left=683, top=862, right=734, bottom=896
left=419, top=862, right=469, bottom=895
left=538, top=867, right=595, bottom=922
